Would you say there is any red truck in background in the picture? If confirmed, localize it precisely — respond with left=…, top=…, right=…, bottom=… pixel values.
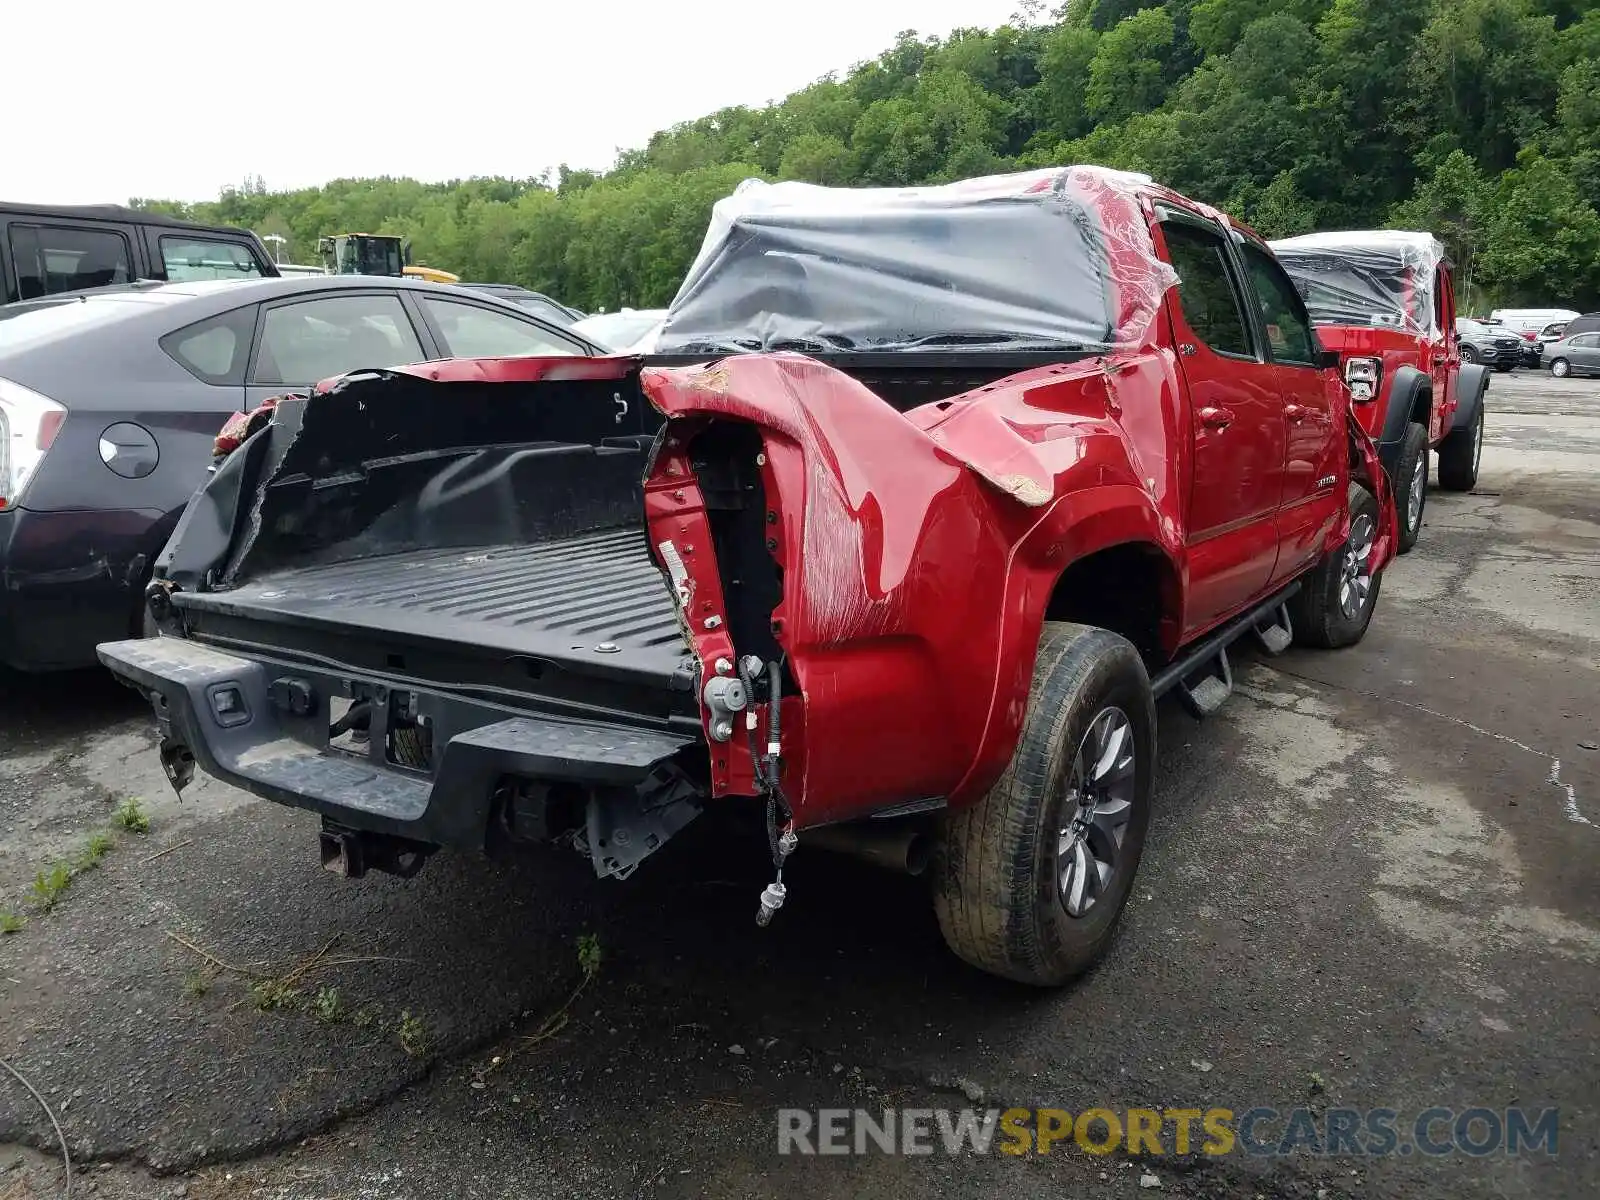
left=1271, top=232, right=1488, bottom=552
left=100, top=168, right=1396, bottom=988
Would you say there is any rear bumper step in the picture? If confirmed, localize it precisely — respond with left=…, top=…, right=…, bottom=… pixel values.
left=97, top=636, right=702, bottom=875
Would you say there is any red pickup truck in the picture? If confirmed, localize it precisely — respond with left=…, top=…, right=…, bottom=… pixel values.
left=1271, top=232, right=1488, bottom=552
left=99, top=168, right=1395, bottom=986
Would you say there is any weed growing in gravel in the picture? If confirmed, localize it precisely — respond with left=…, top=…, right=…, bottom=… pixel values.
left=398, top=1010, right=429, bottom=1057
left=578, top=932, right=603, bottom=980
left=314, top=986, right=347, bottom=1023
left=352, top=1005, right=382, bottom=1030
left=114, top=797, right=150, bottom=834
left=0, top=911, right=24, bottom=934
left=30, top=864, right=72, bottom=910
left=251, top=979, right=302, bottom=1012
left=183, top=971, right=211, bottom=998
left=79, top=831, right=115, bottom=870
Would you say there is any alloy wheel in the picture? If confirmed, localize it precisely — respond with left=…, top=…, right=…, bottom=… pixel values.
left=1337, top=513, right=1376, bottom=621
left=1406, top=453, right=1425, bottom=532
left=1058, top=707, right=1136, bottom=917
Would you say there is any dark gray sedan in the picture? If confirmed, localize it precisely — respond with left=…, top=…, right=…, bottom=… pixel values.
left=0, top=276, right=601, bottom=671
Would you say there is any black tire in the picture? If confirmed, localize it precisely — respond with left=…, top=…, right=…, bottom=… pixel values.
left=1549, top=358, right=1570, bottom=379
left=1392, top=422, right=1428, bottom=555
left=934, top=622, right=1155, bottom=987
left=1289, top=482, right=1383, bottom=649
left=1460, top=345, right=1479, bottom=365
left=1436, top=396, right=1484, bottom=492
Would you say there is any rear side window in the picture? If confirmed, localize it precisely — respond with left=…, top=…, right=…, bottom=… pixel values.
left=161, top=306, right=257, bottom=385
left=252, top=293, right=425, bottom=386
left=1160, top=222, right=1253, bottom=358
left=420, top=296, right=583, bottom=358
left=160, top=236, right=264, bottom=282
left=1237, top=242, right=1319, bottom=367
left=9, top=224, right=132, bottom=299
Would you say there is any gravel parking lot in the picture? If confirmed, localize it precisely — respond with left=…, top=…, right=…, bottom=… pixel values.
left=2, top=371, right=1597, bottom=1200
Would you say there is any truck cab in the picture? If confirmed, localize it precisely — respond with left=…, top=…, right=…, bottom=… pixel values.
left=1272, top=231, right=1488, bottom=551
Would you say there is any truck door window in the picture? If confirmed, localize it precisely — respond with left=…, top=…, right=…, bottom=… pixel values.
left=420, top=297, right=584, bottom=358
left=160, top=236, right=265, bottom=282
left=9, top=225, right=132, bottom=299
left=251, top=293, right=425, bottom=386
left=1237, top=243, right=1319, bottom=367
left=1160, top=222, right=1253, bottom=358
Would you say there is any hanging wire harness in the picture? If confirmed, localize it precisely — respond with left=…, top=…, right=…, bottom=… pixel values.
left=737, top=656, right=796, bottom=925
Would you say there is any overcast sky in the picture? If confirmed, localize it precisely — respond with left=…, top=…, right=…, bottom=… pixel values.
left=8, top=0, right=1021, bottom=205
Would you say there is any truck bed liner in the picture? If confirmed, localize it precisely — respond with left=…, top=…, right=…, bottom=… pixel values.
left=174, top=528, right=687, bottom=676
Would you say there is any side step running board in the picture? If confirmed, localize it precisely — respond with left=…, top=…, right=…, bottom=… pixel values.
left=1254, top=603, right=1294, bottom=656
left=1177, top=645, right=1233, bottom=718
left=1150, top=583, right=1302, bottom=715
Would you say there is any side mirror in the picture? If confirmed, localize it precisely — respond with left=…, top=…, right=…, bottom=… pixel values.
left=402, top=240, right=413, bottom=267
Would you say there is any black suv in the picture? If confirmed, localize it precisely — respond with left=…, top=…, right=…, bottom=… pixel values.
left=1, top=203, right=279, bottom=305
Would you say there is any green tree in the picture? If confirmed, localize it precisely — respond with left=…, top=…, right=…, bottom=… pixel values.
left=778, top=133, right=854, bottom=184
left=1027, top=24, right=1100, bottom=142
left=1402, top=0, right=1560, bottom=175
left=1476, top=150, right=1600, bottom=308
left=1086, top=8, right=1177, bottom=122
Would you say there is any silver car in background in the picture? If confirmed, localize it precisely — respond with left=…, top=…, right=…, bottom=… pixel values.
left=1542, top=330, right=1600, bottom=378
left=571, top=307, right=669, bottom=354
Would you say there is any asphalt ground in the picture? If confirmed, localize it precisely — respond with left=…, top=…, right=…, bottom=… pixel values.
left=2, top=369, right=1596, bottom=1200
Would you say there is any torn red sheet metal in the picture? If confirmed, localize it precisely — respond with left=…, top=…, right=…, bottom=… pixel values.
left=639, top=352, right=1187, bottom=826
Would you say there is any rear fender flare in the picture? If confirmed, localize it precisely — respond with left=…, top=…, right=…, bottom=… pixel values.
left=943, top=487, right=1182, bottom=810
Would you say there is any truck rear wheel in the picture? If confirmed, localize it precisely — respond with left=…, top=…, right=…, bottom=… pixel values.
left=1436, top=399, right=1483, bottom=492
left=1288, top=482, right=1382, bottom=649
left=1393, top=422, right=1428, bottom=554
left=934, top=622, right=1154, bottom=987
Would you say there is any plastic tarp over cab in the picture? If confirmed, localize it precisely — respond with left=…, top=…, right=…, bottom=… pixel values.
left=655, top=166, right=1178, bottom=356
left=1270, top=231, right=1447, bottom=339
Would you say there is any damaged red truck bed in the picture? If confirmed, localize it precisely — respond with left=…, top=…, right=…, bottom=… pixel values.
left=99, top=167, right=1396, bottom=986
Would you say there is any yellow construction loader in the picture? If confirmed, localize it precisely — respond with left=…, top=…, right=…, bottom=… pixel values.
left=318, top=234, right=458, bottom=284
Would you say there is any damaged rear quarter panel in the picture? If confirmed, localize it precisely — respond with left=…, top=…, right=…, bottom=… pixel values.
left=640, top=352, right=1186, bottom=826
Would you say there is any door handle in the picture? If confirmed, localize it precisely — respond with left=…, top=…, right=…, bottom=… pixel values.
left=1199, top=406, right=1234, bottom=430
left=1284, top=403, right=1307, bottom=422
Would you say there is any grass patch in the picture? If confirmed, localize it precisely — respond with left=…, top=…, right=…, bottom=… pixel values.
left=251, top=979, right=303, bottom=1012
left=0, top=911, right=24, bottom=935
left=314, top=986, right=347, bottom=1023
left=79, top=830, right=115, bottom=870
left=113, top=797, right=150, bottom=834
left=352, top=1005, right=382, bottom=1030
left=183, top=970, right=212, bottom=998
left=397, top=1010, right=429, bottom=1057
left=30, top=863, right=72, bottom=911
left=577, top=932, right=603, bottom=980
